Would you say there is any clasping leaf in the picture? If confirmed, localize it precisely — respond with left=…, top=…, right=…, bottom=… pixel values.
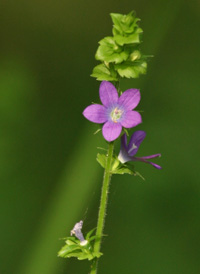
left=58, top=228, right=102, bottom=261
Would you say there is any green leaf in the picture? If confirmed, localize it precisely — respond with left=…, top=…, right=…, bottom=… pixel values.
left=61, top=251, right=80, bottom=259
left=95, top=37, right=129, bottom=64
left=123, top=128, right=129, bottom=136
left=58, top=227, right=103, bottom=261
left=65, top=251, right=90, bottom=260
left=97, top=152, right=146, bottom=179
left=134, top=171, right=145, bottom=180
left=114, top=33, right=140, bottom=46
left=77, top=253, right=94, bottom=261
left=58, top=245, right=81, bottom=257
left=66, top=239, right=78, bottom=245
left=111, top=11, right=142, bottom=36
left=96, top=153, right=106, bottom=168
left=111, top=157, right=120, bottom=171
left=86, top=228, right=96, bottom=240
left=97, top=153, right=121, bottom=171
left=114, top=60, right=147, bottom=78
left=111, top=160, right=136, bottom=175
left=98, top=36, right=117, bottom=47
left=94, top=128, right=101, bottom=135
left=111, top=12, right=134, bottom=34
left=129, top=50, right=141, bottom=61
left=91, top=63, right=118, bottom=81
left=92, top=251, right=103, bottom=259
left=88, top=235, right=100, bottom=242
left=112, top=166, right=134, bottom=175
left=58, top=240, right=102, bottom=260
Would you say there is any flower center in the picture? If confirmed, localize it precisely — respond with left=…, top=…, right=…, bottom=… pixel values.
left=110, top=107, right=123, bottom=123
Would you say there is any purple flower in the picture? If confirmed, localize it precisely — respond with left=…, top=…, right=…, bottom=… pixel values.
left=118, top=131, right=162, bottom=169
left=83, top=81, right=142, bottom=142
left=71, top=220, right=88, bottom=246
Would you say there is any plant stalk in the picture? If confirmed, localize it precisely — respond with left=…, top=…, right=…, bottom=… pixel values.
left=90, top=141, right=114, bottom=274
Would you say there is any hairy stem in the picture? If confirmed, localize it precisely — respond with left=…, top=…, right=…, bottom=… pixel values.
left=90, top=141, right=114, bottom=274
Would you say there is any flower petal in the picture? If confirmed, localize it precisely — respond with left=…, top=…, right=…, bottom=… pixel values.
left=149, top=162, right=162, bottom=169
left=138, top=153, right=161, bottom=159
left=99, top=81, right=119, bottom=107
left=148, top=162, right=162, bottom=169
left=127, top=130, right=146, bottom=156
left=120, top=110, right=142, bottom=128
left=121, top=133, right=128, bottom=150
left=134, top=157, right=162, bottom=169
left=118, top=89, right=140, bottom=110
left=102, top=121, right=122, bottom=142
left=83, top=104, right=107, bottom=123
left=118, top=134, right=132, bottom=163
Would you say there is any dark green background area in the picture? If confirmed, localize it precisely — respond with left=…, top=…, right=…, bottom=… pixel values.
left=0, top=0, right=200, bottom=273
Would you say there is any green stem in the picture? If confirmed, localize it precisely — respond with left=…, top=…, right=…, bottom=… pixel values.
left=90, top=141, right=114, bottom=274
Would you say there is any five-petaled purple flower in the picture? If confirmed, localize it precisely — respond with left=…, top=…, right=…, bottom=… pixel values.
left=118, top=131, right=162, bottom=169
left=83, top=81, right=142, bottom=142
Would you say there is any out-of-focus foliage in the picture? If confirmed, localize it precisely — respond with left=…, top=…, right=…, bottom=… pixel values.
left=1, top=0, right=200, bottom=274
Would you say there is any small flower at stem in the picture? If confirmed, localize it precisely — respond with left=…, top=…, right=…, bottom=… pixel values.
left=71, top=220, right=88, bottom=246
left=118, top=131, right=162, bottom=169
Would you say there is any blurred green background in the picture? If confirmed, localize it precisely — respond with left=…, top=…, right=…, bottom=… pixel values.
left=1, top=0, right=200, bottom=273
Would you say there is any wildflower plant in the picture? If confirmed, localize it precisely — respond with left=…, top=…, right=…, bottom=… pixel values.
left=58, top=11, right=162, bottom=274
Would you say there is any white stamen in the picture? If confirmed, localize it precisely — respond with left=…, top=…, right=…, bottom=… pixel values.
left=128, top=143, right=137, bottom=154
left=110, top=107, right=123, bottom=123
